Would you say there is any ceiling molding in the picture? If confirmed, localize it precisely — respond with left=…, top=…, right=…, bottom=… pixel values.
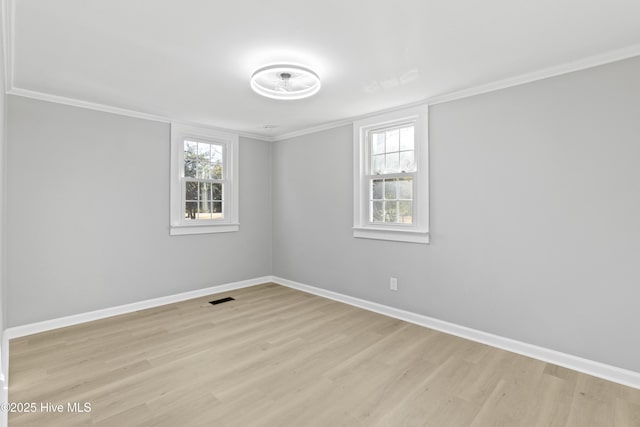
left=273, top=117, right=355, bottom=141
left=272, top=43, right=640, bottom=141
left=8, top=87, right=170, bottom=123
left=4, top=0, right=640, bottom=144
left=426, top=43, right=640, bottom=106
left=172, top=119, right=272, bottom=142
left=272, top=98, right=431, bottom=141
left=2, top=0, right=272, bottom=142
left=7, top=87, right=273, bottom=142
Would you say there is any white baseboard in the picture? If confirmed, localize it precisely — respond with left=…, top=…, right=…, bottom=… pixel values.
left=0, top=275, right=262, bottom=427
left=272, top=276, right=640, bottom=390
left=2, top=274, right=638, bottom=404
left=3, top=276, right=271, bottom=341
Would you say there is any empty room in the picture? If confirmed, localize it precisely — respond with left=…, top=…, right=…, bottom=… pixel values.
left=1, top=1, right=640, bottom=426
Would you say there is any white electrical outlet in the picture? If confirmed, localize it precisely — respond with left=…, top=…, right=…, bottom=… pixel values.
left=390, top=277, right=398, bottom=291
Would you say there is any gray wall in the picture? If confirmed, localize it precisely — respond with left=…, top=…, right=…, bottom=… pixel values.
left=5, top=57, right=640, bottom=373
left=272, top=57, right=640, bottom=372
left=6, top=96, right=272, bottom=326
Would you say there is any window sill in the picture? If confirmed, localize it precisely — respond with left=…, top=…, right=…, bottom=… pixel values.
left=170, top=224, right=239, bottom=236
left=353, top=227, right=429, bottom=244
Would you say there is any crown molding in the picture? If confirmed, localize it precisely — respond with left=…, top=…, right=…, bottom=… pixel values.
left=6, top=87, right=273, bottom=142
left=2, top=0, right=273, bottom=142
left=8, top=87, right=169, bottom=123
left=271, top=44, right=640, bottom=141
left=170, top=118, right=272, bottom=142
left=273, top=99, right=436, bottom=141
left=273, top=117, right=354, bottom=141
left=426, top=43, right=640, bottom=106
left=3, top=0, right=640, bottom=144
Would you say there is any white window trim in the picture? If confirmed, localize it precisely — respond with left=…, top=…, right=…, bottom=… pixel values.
left=170, top=123, right=239, bottom=235
left=353, top=105, right=429, bottom=244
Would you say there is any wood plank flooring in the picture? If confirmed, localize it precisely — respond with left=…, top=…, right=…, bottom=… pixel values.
left=8, top=283, right=640, bottom=426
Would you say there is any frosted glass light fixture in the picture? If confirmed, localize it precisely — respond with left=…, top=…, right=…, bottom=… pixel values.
left=250, top=64, right=321, bottom=100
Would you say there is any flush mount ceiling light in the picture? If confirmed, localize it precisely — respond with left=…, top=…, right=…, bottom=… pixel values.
left=250, top=64, right=321, bottom=100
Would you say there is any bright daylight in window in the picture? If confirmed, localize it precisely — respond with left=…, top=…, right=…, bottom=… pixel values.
left=170, top=124, right=239, bottom=235
left=184, top=139, right=224, bottom=221
left=353, top=105, right=429, bottom=244
left=370, top=125, right=415, bottom=224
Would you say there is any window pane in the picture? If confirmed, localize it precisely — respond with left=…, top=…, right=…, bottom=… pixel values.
left=371, top=179, right=383, bottom=200
left=398, top=201, right=413, bottom=224
left=208, top=202, right=222, bottom=219
left=372, top=154, right=385, bottom=174
left=197, top=191, right=211, bottom=219
left=211, top=145, right=223, bottom=162
left=212, top=183, right=222, bottom=200
left=386, top=129, right=399, bottom=152
left=185, top=181, right=198, bottom=201
left=199, top=182, right=211, bottom=204
left=198, top=162, right=213, bottom=179
left=371, top=201, right=384, bottom=222
left=385, top=153, right=400, bottom=173
left=184, top=182, right=223, bottom=221
left=385, top=201, right=398, bottom=222
left=211, top=162, right=223, bottom=180
left=211, top=146, right=223, bottom=178
left=197, top=208, right=211, bottom=219
left=184, top=158, right=197, bottom=177
left=199, top=162, right=222, bottom=180
left=184, top=140, right=197, bottom=155
left=198, top=142, right=211, bottom=160
left=197, top=162, right=205, bottom=179
left=184, top=140, right=198, bottom=177
left=212, top=202, right=223, bottom=219
left=398, top=178, right=412, bottom=199
left=372, top=133, right=385, bottom=154
left=400, top=126, right=414, bottom=151
left=384, top=179, right=397, bottom=199
left=185, top=201, right=197, bottom=220
left=399, top=151, right=415, bottom=172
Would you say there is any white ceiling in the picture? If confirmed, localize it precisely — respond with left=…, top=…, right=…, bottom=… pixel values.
left=8, top=0, right=640, bottom=139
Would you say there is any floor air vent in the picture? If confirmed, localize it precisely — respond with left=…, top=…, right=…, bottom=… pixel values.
left=209, top=297, right=235, bottom=305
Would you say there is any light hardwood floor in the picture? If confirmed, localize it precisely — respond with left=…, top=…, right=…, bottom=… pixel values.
left=8, top=283, right=640, bottom=426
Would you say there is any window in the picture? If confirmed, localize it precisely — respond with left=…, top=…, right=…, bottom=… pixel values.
left=353, top=105, right=429, bottom=243
left=170, top=124, right=239, bottom=235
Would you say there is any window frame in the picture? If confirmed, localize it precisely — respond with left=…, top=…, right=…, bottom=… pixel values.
left=170, top=123, right=239, bottom=236
left=353, top=105, right=429, bottom=244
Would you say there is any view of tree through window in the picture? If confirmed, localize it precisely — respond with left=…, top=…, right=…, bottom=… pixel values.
left=184, top=139, right=224, bottom=220
left=369, top=125, right=415, bottom=224
left=371, top=177, right=413, bottom=223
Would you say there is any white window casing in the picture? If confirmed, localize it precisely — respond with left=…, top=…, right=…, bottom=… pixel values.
left=353, top=105, right=429, bottom=244
left=170, top=123, right=239, bottom=235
